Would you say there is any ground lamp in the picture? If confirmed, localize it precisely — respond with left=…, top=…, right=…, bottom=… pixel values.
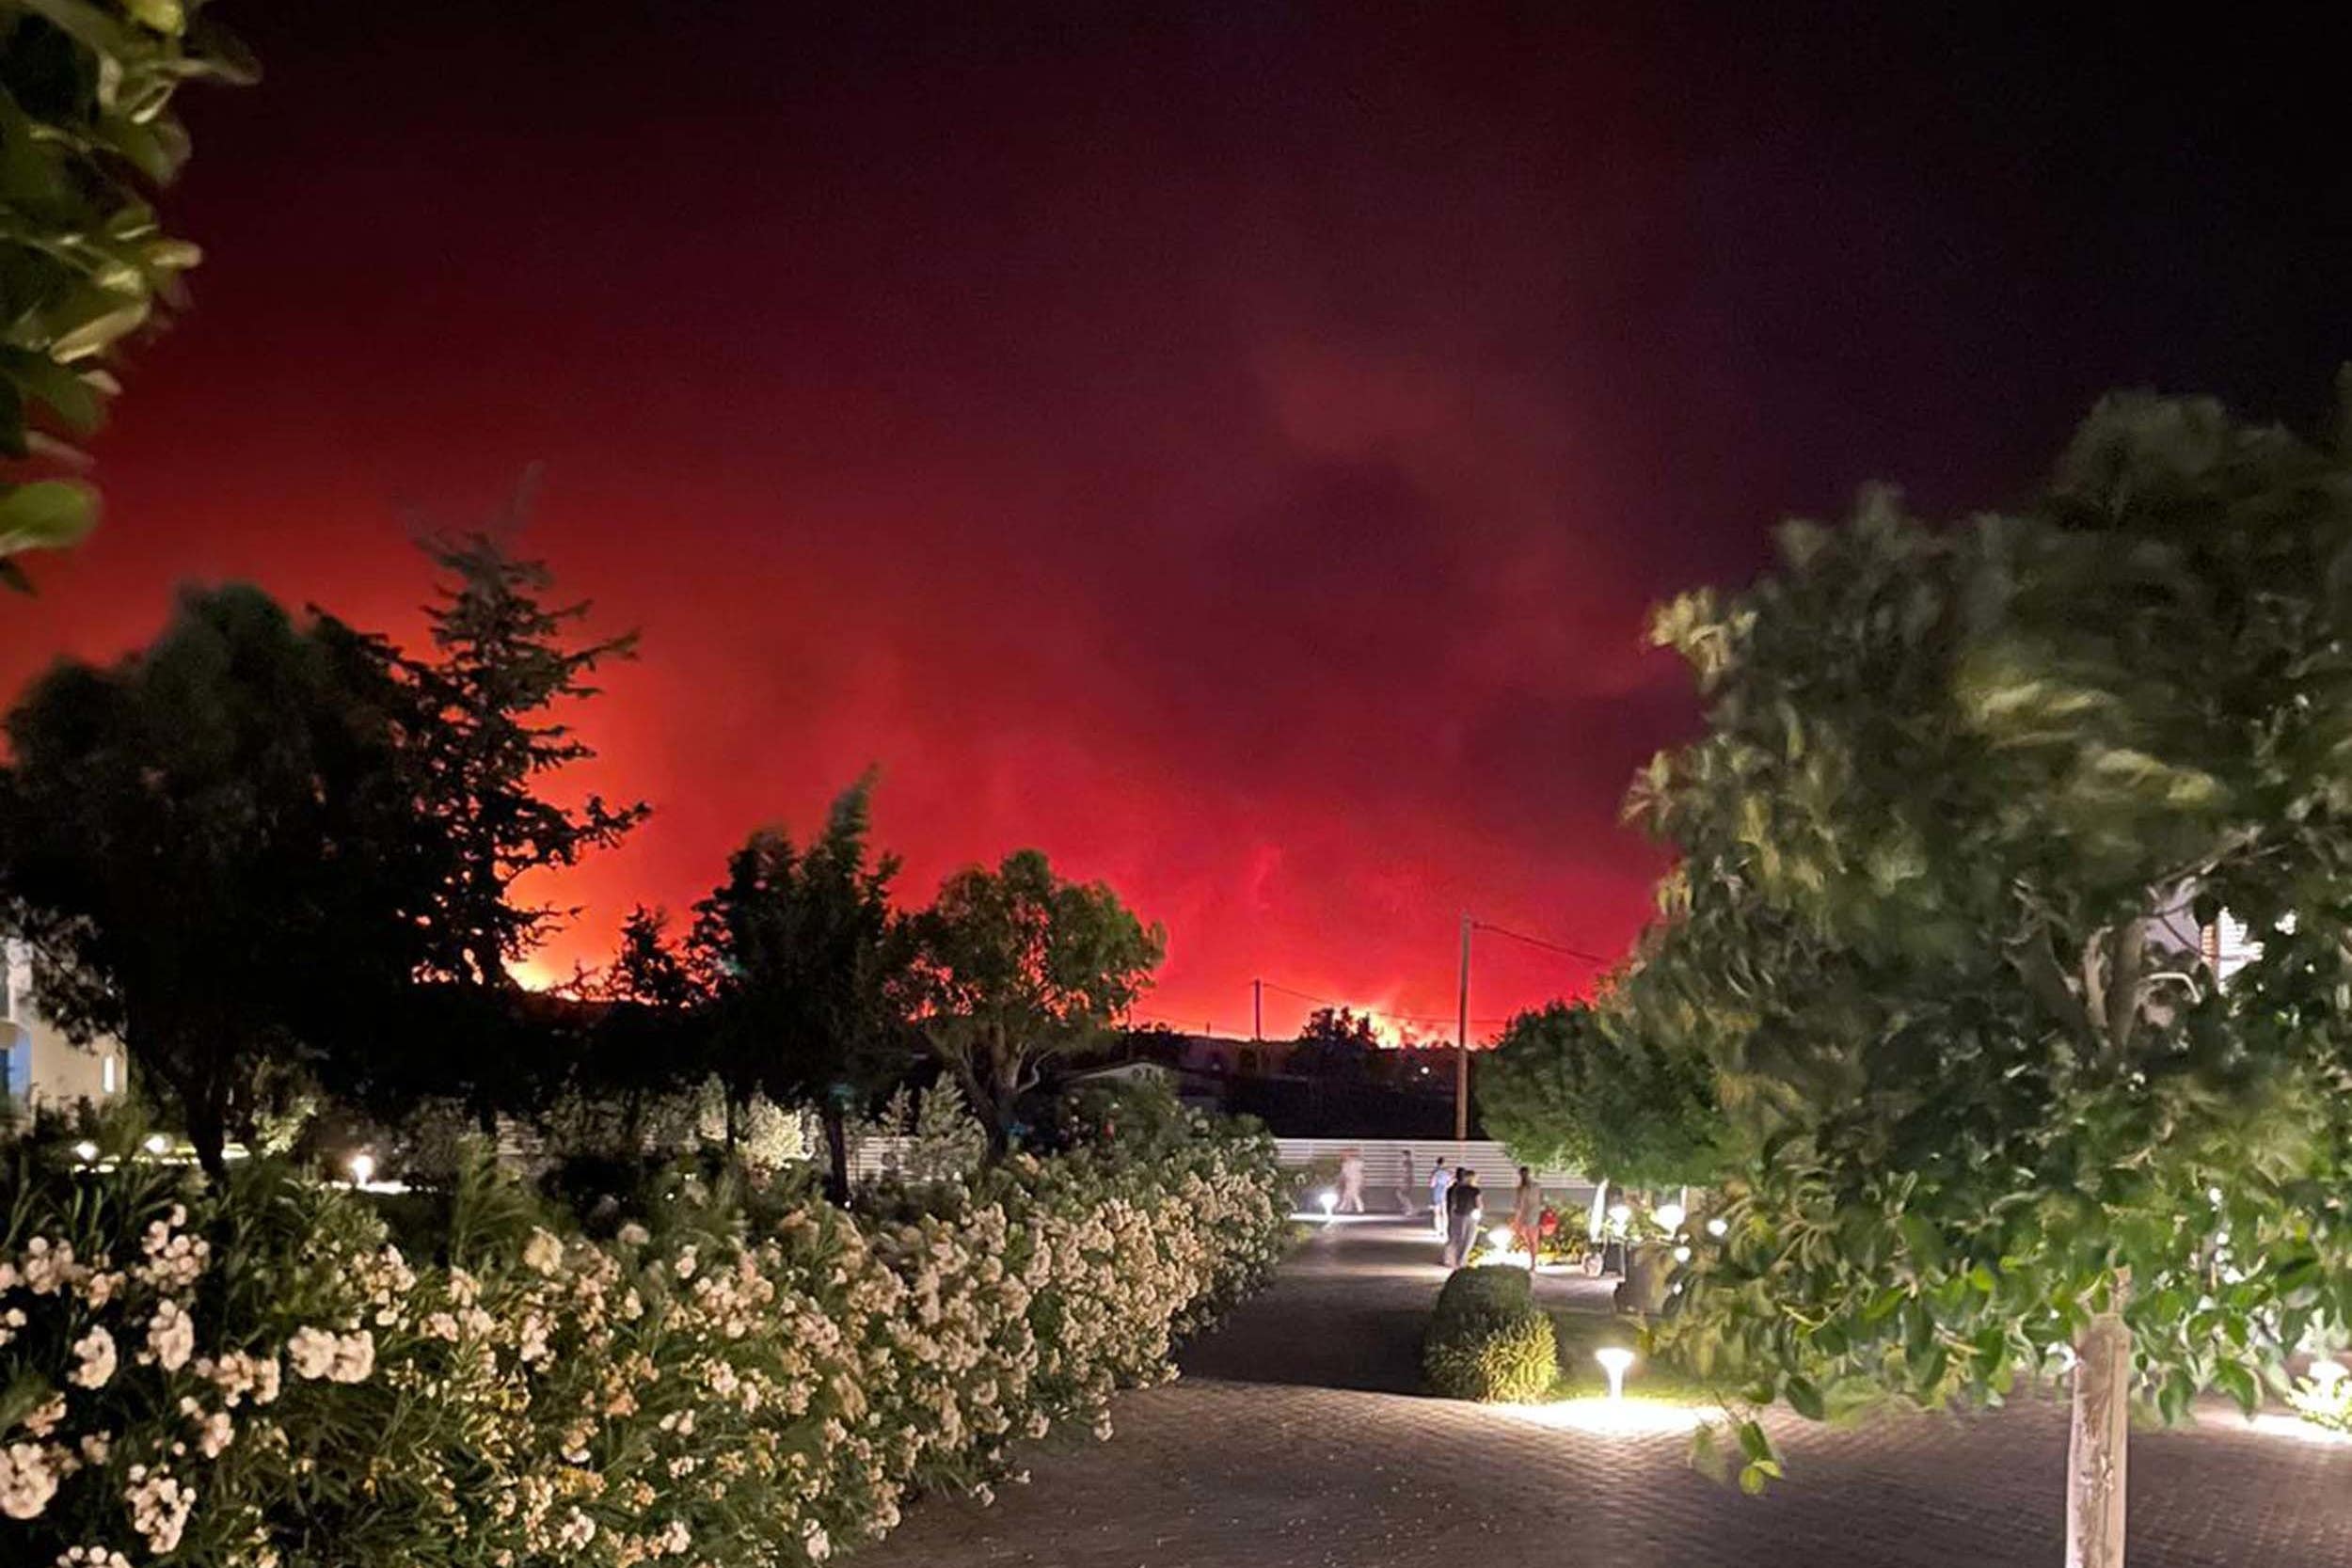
left=1654, top=1202, right=1686, bottom=1233
left=349, top=1151, right=376, bottom=1188
left=1317, top=1189, right=1337, bottom=1219
left=72, top=1139, right=99, bottom=1164
left=1595, top=1345, right=1635, bottom=1402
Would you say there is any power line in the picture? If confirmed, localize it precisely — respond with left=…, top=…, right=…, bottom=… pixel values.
left=1469, top=919, right=1606, bottom=965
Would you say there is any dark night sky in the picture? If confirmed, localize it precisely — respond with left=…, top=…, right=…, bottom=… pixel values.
left=4, top=4, right=2346, bottom=1036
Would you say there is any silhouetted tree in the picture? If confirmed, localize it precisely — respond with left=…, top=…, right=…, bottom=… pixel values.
left=0, top=586, right=440, bottom=1173
left=402, top=522, right=649, bottom=1126
left=691, top=776, right=914, bottom=1199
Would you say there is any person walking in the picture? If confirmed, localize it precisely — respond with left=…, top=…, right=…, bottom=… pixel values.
left=1428, top=1160, right=1454, bottom=1241
left=1443, top=1165, right=1483, bottom=1268
left=1336, top=1148, right=1366, bottom=1214
left=1399, top=1149, right=1418, bottom=1214
left=1511, top=1165, right=1543, bottom=1270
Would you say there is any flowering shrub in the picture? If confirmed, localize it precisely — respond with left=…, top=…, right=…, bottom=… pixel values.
left=0, top=1120, right=1287, bottom=1566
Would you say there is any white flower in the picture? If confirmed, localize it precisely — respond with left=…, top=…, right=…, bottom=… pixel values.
left=617, top=1221, right=651, bottom=1246
left=0, top=1442, right=65, bottom=1519
left=71, top=1326, right=118, bottom=1389
left=124, top=1466, right=194, bottom=1555
left=803, top=1522, right=832, bottom=1562
left=285, top=1326, right=373, bottom=1384
left=287, top=1326, right=337, bottom=1381
left=55, top=1549, right=134, bottom=1568
left=147, top=1300, right=195, bottom=1372
left=555, top=1509, right=596, bottom=1550
left=523, top=1228, right=564, bottom=1275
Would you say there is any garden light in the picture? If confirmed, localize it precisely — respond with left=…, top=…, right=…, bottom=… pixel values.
left=1595, top=1345, right=1635, bottom=1402
left=72, top=1140, right=99, bottom=1164
left=143, top=1132, right=170, bottom=1155
left=349, top=1151, right=377, bottom=1188
left=1317, top=1189, right=1337, bottom=1217
left=1673, top=1244, right=1692, bottom=1263
left=2311, top=1358, right=2349, bottom=1390
left=1655, top=1202, right=1686, bottom=1232
left=1488, top=1225, right=1514, bottom=1251
left=1706, top=1216, right=1728, bottom=1238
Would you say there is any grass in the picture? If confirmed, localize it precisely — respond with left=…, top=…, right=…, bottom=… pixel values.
left=1545, top=1308, right=1724, bottom=1406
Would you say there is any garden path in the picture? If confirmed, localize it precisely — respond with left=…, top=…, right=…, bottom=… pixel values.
left=854, top=1215, right=2352, bottom=1567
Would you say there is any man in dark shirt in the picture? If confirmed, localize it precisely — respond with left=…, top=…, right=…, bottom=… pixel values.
left=1443, top=1166, right=1482, bottom=1268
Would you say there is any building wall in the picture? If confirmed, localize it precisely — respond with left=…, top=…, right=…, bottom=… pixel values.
left=0, top=940, right=128, bottom=1113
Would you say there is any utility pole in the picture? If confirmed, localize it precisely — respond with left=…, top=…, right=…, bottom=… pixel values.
left=1252, top=978, right=1263, bottom=1040
left=1455, top=912, right=1472, bottom=1140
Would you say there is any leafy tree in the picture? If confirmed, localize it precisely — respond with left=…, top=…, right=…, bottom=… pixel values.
left=1629, top=388, right=2352, bottom=1560
left=580, top=906, right=712, bottom=1152
left=0, top=585, right=442, bottom=1174
left=1477, top=997, right=1724, bottom=1192
left=908, top=848, right=1165, bottom=1154
left=0, top=1, right=252, bottom=586
left=691, top=776, right=914, bottom=1200
left=1287, top=1006, right=1380, bottom=1078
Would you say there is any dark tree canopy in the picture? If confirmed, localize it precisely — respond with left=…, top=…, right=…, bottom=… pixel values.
left=691, top=775, right=914, bottom=1197
left=0, top=584, right=440, bottom=1172
left=412, top=525, right=649, bottom=991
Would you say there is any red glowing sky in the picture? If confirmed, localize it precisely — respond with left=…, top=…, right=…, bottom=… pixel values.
left=4, top=8, right=2344, bottom=1038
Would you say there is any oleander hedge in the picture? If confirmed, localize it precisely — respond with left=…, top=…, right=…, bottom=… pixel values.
left=0, top=1118, right=1289, bottom=1566
left=1421, top=1264, right=1557, bottom=1402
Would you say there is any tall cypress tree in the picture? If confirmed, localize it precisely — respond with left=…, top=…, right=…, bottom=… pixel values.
left=403, top=524, right=649, bottom=1124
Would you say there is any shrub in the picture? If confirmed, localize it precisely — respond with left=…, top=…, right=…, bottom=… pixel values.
left=1422, top=1264, right=1559, bottom=1402
left=0, top=1117, right=1289, bottom=1565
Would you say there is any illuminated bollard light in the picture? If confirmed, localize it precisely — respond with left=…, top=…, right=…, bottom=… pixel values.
left=1318, top=1189, right=1337, bottom=1219
left=1596, top=1345, right=1635, bottom=1402
left=349, top=1151, right=377, bottom=1188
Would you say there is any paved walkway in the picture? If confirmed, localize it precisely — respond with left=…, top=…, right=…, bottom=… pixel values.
left=858, top=1216, right=2352, bottom=1567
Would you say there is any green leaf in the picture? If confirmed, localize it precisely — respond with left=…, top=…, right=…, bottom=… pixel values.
left=1737, top=1418, right=1774, bottom=1465
left=2213, top=1362, right=2259, bottom=1415
left=0, top=481, right=99, bottom=555
left=1786, top=1375, right=1826, bottom=1420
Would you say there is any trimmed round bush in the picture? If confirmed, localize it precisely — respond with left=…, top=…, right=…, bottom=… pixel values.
left=1422, top=1264, right=1558, bottom=1402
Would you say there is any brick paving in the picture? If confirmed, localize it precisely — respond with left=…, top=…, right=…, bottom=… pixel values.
left=856, top=1215, right=2352, bottom=1568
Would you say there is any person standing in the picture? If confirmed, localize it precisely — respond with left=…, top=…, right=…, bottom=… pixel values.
left=1337, top=1148, right=1366, bottom=1214
left=1399, top=1148, right=1418, bottom=1214
left=1444, top=1165, right=1483, bottom=1268
left=1428, top=1160, right=1454, bottom=1241
left=1512, top=1165, right=1543, bottom=1271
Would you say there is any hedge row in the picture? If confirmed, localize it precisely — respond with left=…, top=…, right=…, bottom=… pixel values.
left=1421, top=1264, right=1557, bottom=1402
left=0, top=1123, right=1290, bottom=1566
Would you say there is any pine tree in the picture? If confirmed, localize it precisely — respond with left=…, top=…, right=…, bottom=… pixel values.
left=413, top=527, right=649, bottom=990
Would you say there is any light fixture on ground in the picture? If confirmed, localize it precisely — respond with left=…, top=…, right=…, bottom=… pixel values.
left=2310, top=1357, right=2348, bottom=1390
left=1317, top=1189, right=1337, bottom=1219
left=349, top=1151, right=376, bottom=1188
left=72, top=1140, right=99, bottom=1164
left=1488, top=1225, right=1514, bottom=1251
left=1595, top=1345, right=1635, bottom=1402
left=1654, top=1202, right=1686, bottom=1232
left=142, top=1132, right=169, bottom=1155
left=1706, top=1216, right=1728, bottom=1238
